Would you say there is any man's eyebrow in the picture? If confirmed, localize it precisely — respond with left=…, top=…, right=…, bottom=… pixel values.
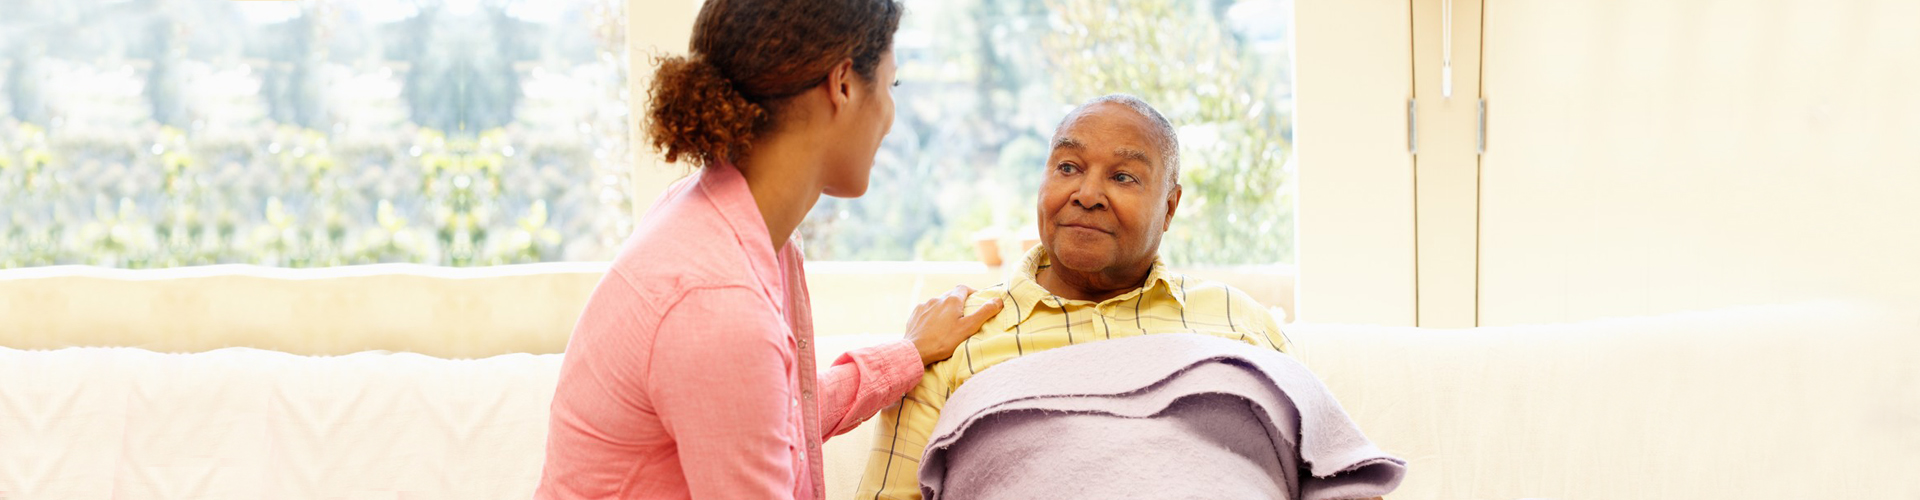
left=1112, top=147, right=1152, bottom=165
left=1051, top=136, right=1084, bottom=151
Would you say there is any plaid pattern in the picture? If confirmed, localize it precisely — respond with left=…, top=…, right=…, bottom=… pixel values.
left=855, top=245, right=1292, bottom=500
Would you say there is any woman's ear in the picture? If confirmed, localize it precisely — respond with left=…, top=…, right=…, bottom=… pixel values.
left=826, top=58, right=857, bottom=113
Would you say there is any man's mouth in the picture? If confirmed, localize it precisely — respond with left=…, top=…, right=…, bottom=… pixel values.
left=1057, top=222, right=1113, bottom=235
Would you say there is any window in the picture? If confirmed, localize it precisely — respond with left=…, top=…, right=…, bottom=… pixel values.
left=0, top=0, right=632, bottom=268
left=800, top=0, right=1295, bottom=265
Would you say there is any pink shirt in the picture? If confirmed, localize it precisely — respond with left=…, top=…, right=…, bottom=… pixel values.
left=536, top=163, right=924, bottom=500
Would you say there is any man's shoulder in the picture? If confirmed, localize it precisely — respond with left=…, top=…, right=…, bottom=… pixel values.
left=1161, top=270, right=1259, bottom=302
left=1158, top=271, right=1282, bottom=322
left=968, top=280, right=1018, bottom=297
left=919, top=282, right=1022, bottom=377
left=960, top=282, right=1019, bottom=311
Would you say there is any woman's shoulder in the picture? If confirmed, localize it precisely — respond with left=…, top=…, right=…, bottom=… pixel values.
left=608, top=182, right=760, bottom=286
left=572, top=249, right=781, bottom=353
left=607, top=228, right=759, bottom=300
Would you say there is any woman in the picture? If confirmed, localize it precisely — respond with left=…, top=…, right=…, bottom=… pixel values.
left=535, top=0, right=1002, bottom=498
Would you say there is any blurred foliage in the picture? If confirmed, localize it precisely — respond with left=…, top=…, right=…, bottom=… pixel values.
left=0, top=0, right=632, bottom=268
left=798, top=0, right=1294, bottom=264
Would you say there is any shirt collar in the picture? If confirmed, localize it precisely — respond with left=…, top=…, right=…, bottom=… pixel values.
left=698, top=161, right=788, bottom=314
left=1002, top=244, right=1184, bottom=327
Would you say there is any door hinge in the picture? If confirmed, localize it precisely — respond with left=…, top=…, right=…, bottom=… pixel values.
left=1476, top=98, right=1487, bottom=155
left=1408, top=98, right=1419, bottom=155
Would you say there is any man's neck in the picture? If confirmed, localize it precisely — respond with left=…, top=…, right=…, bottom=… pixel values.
left=1035, top=257, right=1155, bottom=303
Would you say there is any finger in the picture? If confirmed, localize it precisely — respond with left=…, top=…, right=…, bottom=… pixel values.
left=958, top=298, right=1004, bottom=330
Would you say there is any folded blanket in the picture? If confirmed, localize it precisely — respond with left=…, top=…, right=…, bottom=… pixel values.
left=919, top=333, right=1406, bottom=500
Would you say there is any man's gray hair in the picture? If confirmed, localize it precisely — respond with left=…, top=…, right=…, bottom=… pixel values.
left=1055, top=94, right=1181, bottom=184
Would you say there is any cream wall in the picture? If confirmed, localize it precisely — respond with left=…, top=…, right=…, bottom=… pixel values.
left=627, top=0, right=701, bottom=221
left=1299, top=0, right=1920, bottom=327
left=1476, top=0, right=1920, bottom=325
left=1408, top=0, right=1484, bottom=328
left=1293, top=0, right=1417, bottom=326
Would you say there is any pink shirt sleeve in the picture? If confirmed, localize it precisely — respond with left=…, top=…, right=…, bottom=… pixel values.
left=649, top=285, right=798, bottom=499
left=817, top=340, right=923, bottom=438
left=648, top=286, right=925, bottom=499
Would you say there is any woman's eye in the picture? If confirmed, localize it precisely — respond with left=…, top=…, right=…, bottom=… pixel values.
left=892, top=79, right=901, bottom=88
left=1057, top=163, right=1078, bottom=174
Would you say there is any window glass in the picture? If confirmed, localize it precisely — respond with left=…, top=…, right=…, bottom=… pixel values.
left=0, top=0, right=631, bottom=268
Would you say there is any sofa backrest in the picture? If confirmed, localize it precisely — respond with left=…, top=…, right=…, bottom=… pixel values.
left=0, top=263, right=1294, bottom=359
left=3, top=302, right=1911, bottom=500
left=1287, top=301, right=1920, bottom=500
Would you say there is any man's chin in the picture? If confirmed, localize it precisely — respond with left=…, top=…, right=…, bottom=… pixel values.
left=1049, top=246, right=1116, bottom=273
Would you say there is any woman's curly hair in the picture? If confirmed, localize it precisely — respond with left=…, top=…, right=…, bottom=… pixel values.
left=646, top=0, right=903, bottom=168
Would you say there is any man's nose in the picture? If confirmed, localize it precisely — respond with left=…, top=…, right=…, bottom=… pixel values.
left=1069, top=178, right=1106, bottom=211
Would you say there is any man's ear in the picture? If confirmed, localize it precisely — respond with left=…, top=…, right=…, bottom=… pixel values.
left=825, top=58, right=857, bottom=114
left=1163, top=182, right=1182, bottom=229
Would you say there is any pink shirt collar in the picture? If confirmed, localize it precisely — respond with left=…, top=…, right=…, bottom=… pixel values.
left=696, top=161, right=792, bottom=318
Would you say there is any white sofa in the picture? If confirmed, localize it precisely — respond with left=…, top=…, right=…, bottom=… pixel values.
left=3, top=299, right=1915, bottom=499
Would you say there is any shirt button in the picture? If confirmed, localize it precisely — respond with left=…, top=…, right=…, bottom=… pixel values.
left=802, top=389, right=813, bottom=399
left=797, top=338, right=809, bottom=349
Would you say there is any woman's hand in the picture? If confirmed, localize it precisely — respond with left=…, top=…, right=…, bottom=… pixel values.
left=904, top=285, right=1004, bottom=365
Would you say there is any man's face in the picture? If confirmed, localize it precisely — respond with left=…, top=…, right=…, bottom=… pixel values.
left=1037, top=102, right=1180, bottom=276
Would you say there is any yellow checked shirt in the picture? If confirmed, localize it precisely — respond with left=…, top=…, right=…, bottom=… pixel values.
left=854, top=245, right=1293, bottom=500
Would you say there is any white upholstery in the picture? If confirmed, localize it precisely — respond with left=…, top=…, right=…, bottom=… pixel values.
left=3, top=302, right=1915, bottom=500
left=1287, top=302, right=1920, bottom=500
left=0, top=348, right=561, bottom=499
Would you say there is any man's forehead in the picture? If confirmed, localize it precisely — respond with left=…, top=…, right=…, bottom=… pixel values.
left=1051, top=111, right=1161, bottom=162
left=1053, top=133, right=1157, bottom=163
left=1057, top=103, right=1155, bottom=135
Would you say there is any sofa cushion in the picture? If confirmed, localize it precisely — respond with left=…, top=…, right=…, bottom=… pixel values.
left=1285, top=301, right=1920, bottom=500
left=0, top=347, right=560, bottom=499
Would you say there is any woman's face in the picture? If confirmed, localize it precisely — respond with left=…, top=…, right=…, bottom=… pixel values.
left=820, top=50, right=897, bottom=199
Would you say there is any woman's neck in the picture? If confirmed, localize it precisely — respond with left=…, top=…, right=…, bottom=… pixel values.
left=735, top=131, right=824, bottom=253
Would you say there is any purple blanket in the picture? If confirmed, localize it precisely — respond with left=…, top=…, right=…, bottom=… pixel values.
left=918, top=333, right=1406, bottom=500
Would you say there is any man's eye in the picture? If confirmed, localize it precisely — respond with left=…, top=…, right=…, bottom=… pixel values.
left=1114, top=173, right=1137, bottom=183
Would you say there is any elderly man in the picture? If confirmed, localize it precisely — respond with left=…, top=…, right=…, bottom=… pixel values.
left=854, top=94, right=1293, bottom=500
